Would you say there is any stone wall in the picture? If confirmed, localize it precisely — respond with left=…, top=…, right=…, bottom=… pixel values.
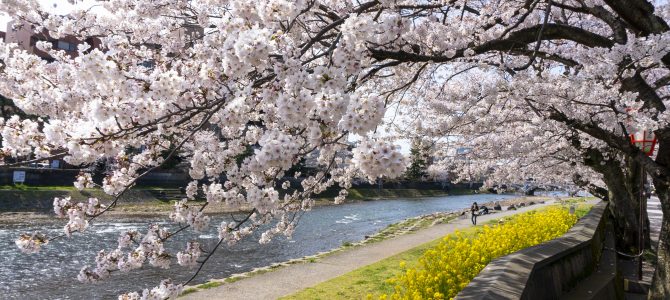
left=456, top=201, right=616, bottom=300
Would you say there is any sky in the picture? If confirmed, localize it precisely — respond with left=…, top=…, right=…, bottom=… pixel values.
left=0, top=0, right=100, bottom=31
left=0, top=11, right=10, bottom=30
left=2, top=0, right=668, bottom=31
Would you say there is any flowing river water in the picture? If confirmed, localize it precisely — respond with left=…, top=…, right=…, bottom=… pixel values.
left=1, top=194, right=515, bottom=299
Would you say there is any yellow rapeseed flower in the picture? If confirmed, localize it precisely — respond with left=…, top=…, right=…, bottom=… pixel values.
left=378, top=207, right=577, bottom=299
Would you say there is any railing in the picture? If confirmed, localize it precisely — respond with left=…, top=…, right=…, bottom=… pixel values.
left=456, top=201, right=612, bottom=300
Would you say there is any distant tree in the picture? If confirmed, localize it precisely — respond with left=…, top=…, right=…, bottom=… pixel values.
left=405, top=139, right=431, bottom=181
left=159, top=147, right=184, bottom=171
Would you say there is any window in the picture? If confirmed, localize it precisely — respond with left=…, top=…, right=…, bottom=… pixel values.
left=57, top=40, right=77, bottom=51
left=139, top=60, right=156, bottom=69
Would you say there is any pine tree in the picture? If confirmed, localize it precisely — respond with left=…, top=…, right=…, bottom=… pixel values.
left=406, top=139, right=431, bottom=181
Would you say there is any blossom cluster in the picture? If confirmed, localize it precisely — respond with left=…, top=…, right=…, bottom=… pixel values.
left=73, top=172, right=95, bottom=190
left=218, top=221, right=255, bottom=246
left=53, top=196, right=105, bottom=237
left=118, top=279, right=182, bottom=300
left=176, top=241, right=202, bottom=267
left=339, top=94, right=386, bottom=135
left=169, top=199, right=210, bottom=232
left=251, top=130, right=301, bottom=171
left=352, top=140, right=407, bottom=182
left=0, top=116, right=48, bottom=157
left=78, top=224, right=173, bottom=284
left=15, top=232, right=48, bottom=254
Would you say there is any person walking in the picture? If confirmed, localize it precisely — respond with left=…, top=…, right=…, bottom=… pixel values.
left=470, top=202, right=479, bottom=225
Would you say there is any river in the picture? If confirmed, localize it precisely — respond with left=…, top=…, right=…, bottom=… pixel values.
left=0, top=194, right=515, bottom=299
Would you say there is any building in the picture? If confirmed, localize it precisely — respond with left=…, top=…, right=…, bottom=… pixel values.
left=4, top=18, right=202, bottom=62
left=4, top=20, right=101, bottom=61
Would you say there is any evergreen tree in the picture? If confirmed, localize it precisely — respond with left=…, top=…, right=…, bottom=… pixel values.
left=405, top=139, right=431, bottom=181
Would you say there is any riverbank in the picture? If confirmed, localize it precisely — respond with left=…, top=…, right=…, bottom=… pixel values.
left=180, top=196, right=581, bottom=299
left=0, top=186, right=484, bottom=224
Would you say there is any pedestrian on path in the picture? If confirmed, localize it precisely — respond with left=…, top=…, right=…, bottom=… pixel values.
left=471, top=202, right=479, bottom=225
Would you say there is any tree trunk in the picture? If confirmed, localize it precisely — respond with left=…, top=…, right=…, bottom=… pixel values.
left=578, top=145, right=649, bottom=251
left=595, top=156, right=649, bottom=252
left=606, top=173, right=645, bottom=252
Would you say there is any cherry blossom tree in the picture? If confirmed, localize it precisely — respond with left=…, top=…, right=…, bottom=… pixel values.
left=398, top=69, right=652, bottom=250
left=0, top=1, right=409, bottom=298
left=346, top=1, right=670, bottom=296
left=1, top=0, right=670, bottom=298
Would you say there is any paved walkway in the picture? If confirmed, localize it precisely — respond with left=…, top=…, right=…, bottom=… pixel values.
left=182, top=201, right=559, bottom=300
left=648, top=196, right=662, bottom=249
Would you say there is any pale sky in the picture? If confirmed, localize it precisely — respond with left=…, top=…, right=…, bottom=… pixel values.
left=2, top=0, right=669, bottom=31
left=0, top=0, right=100, bottom=31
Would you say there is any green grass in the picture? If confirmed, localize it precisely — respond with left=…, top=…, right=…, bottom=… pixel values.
left=177, top=210, right=463, bottom=300
left=364, top=214, right=457, bottom=244
left=280, top=237, right=442, bottom=300
left=180, top=288, right=198, bottom=295
left=197, top=281, right=223, bottom=289
left=445, top=187, right=482, bottom=195
left=0, top=185, right=458, bottom=210
left=179, top=280, right=225, bottom=296
left=573, top=203, right=593, bottom=218
left=0, top=184, right=74, bottom=191
left=560, top=196, right=597, bottom=205
left=0, top=185, right=473, bottom=211
left=224, top=277, right=244, bottom=283
left=0, top=184, right=184, bottom=191
left=643, top=249, right=658, bottom=264
left=314, top=188, right=465, bottom=202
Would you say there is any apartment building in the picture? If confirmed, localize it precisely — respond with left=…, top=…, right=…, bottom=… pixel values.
left=4, top=20, right=101, bottom=61
left=4, top=18, right=203, bottom=60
